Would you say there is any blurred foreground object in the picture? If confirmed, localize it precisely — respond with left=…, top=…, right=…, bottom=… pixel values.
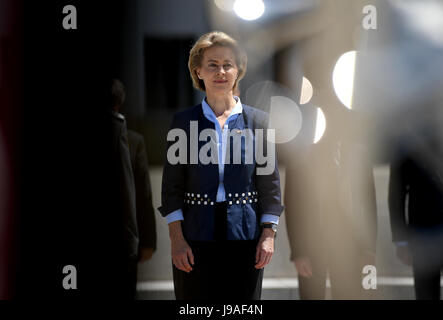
left=353, top=0, right=443, bottom=300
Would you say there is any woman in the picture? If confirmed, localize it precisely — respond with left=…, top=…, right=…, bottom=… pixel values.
left=159, top=31, right=283, bottom=300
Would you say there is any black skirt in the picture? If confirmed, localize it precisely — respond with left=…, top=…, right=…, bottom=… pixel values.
left=172, top=202, right=264, bottom=300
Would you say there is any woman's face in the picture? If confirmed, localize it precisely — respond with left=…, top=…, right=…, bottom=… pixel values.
left=197, top=46, right=239, bottom=95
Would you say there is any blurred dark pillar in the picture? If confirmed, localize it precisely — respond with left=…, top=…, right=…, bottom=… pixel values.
left=0, top=0, right=23, bottom=299
left=15, top=0, right=137, bottom=298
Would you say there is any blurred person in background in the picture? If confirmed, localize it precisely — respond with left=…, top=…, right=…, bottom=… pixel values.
left=285, top=110, right=377, bottom=299
left=109, top=94, right=139, bottom=299
left=389, top=129, right=443, bottom=300
left=111, top=79, right=157, bottom=297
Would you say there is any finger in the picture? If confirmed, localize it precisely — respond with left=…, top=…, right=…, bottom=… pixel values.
left=175, top=255, right=190, bottom=272
left=298, top=264, right=309, bottom=277
left=300, top=268, right=309, bottom=278
left=261, top=255, right=270, bottom=268
left=188, top=249, right=194, bottom=266
left=294, top=262, right=302, bottom=273
left=298, top=264, right=307, bottom=275
left=255, top=246, right=260, bottom=264
left=255, top=253, right=264, bottom=268
left=297, top=266, right=305, bottom=277
left=174, top=258, right=185, bottom=272
left=304, top=264, right=313, bottom=278
left=265, top=252, right=273, bottom=266
left=181, top=254, right=192, bottom=272
left=260, top=251, right=271, bottom=267
left=255, top=251, right=267, bottom=269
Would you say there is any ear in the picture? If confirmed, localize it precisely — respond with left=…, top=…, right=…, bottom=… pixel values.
left=196, top=69, right=202, bottom=79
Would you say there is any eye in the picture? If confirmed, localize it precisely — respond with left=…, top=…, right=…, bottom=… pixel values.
left=224, top=64, right=232, bottom=69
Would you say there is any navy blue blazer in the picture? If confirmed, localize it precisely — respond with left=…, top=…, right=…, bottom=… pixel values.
left=159, top=103, right=284, bottom=241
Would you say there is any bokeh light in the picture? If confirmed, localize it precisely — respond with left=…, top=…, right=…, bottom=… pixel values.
left=268, top=96, right=302, bottom=144
left=333, top=51, right=356, bottom=110
left=300, top=76, right=313, bottom=105
left=313, top=107, right=326, bottom=144
left=214, top=0, right=235, bottom=12
left=233, top=0, right=265, bottom=21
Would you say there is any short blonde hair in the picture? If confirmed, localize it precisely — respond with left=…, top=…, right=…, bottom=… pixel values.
left=188, top=31, right=247, bottom=92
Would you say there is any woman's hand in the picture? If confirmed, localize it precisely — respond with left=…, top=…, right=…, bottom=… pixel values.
left=255, top=228, right=275, bottom=269
left=169, top=221, right=194, bottom=273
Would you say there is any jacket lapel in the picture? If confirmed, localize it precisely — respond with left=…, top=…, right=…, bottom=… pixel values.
left=224, top=111, right=247, bottom=179
left=196, top=103, right=220, bottom=182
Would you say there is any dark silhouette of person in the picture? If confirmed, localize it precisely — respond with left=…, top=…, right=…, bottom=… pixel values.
left=111, top=79, right=157, bottom=296
left=109, top=107, right=139, bottom=299
left=127, top=130, right=157, bottom=261
left=389, top=129, right=443, bottom=300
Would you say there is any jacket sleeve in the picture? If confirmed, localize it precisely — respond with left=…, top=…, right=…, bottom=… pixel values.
left=388, top=159, right=409, bottom=242
left=158, top=114, right=187, bottom=217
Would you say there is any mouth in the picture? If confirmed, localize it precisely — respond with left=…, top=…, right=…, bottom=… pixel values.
left=214, top=79, right=228, bottom=83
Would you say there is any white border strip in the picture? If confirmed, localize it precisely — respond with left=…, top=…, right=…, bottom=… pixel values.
left=137, top=277, right=443, bottom=291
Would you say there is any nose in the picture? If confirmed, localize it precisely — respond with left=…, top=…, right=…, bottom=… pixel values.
left=216, top=66, right=226, bottom=75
